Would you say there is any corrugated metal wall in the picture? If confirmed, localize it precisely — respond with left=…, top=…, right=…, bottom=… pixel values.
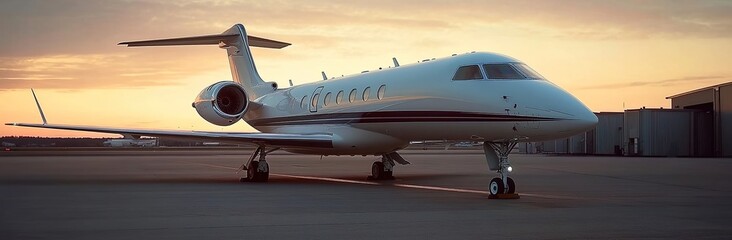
left=569, top=133, right=586, bottom=154
left=594, top=113, right=624, bottom=155
left=624, top=109, right=693, bottom=157
left=720, top=85, right=732, bottom=156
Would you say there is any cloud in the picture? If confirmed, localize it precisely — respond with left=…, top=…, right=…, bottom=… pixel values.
left=1, top=0, right=730, bottom=90
left=2, top=0, right=730, bottom=57
left=579, top=76, right=728, bottom=90
left=0, top=51, right=224, bottom=89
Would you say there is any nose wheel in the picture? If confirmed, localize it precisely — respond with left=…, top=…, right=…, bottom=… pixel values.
left=489, top=177, right=516, bottom=195
left=484, top=140, right=520, bottom=199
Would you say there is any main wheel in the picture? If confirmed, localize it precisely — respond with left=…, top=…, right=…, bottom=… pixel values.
left=489, top=178, right=505, bottom=196
left=247, top=161, right=259, bottom=182
left=506, top=177, right=516, bottom=194
left=371, top=162, right=385, bottom=180
left=384, top=170, right=393, bottom=179
left=259, top=161, right=270, bottom=182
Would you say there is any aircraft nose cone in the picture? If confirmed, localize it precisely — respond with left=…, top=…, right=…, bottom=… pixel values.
left=536, top=81, right=598, bottom=136
left=574, top=108, right=598, bottom=132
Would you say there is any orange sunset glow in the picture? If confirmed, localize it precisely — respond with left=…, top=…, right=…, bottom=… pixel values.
left=2, top=0, right=731, bottom=137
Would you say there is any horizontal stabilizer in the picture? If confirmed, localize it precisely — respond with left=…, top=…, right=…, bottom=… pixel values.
left=119, top=33, right=290, bottom=49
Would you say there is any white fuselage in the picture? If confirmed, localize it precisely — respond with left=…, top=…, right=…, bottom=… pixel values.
left=242, top=52, right=597, bottom=155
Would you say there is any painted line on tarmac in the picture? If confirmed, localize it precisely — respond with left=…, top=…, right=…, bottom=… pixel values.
left=193, top=162, right=576, bottom=200
left=274, top=175, right=578, bottom=200
left=272, top=173, right=380, bottom=185
left=195, top=163, right=240, bottom=171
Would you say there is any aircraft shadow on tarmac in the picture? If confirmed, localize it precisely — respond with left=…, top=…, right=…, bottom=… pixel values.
left=0, top=173, right=474, bottom=186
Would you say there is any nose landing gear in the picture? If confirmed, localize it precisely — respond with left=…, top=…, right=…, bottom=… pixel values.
left=484, top=140, right=520, bottom=199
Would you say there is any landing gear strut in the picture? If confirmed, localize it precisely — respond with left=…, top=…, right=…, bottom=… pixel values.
left=369, top=152, right=410, bottom=180
left=238, top=146, right=278, bottom=182
left=484, top=140, right=519, bottom=198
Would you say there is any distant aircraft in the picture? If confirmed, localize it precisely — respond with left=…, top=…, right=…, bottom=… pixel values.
left=7, top=24, right=597, bottom=197
left=103, top=136, right=156, bottom=147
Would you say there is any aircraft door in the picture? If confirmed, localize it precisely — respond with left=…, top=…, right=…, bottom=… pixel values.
left=310, top=86, right=324, bottom=112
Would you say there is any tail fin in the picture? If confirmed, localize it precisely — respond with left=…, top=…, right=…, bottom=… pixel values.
left=119, top=24, right=289, bottom=100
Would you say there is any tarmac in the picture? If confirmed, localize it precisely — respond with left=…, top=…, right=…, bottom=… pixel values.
left=1, top=149, right=731, bottom=239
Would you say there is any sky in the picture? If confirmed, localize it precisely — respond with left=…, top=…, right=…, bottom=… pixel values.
left=1, top=0, right=731, bottom=137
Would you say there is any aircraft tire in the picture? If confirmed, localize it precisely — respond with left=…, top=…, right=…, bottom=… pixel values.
left=247, top=161, right=260, bottom=182
left=384, top=170, right=393, bottom=179
left=506, top=177, right=516, bottom=194
left=489, top=178, right=505, bottom=196
left=259, top=161, right=269, bottom=182
left=371, top=162, right=385, bottom=180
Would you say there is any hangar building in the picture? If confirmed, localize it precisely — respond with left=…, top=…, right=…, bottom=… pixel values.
left=667, top=82, right=732, bottom=157
left=521, top=82, right=731, bottom=157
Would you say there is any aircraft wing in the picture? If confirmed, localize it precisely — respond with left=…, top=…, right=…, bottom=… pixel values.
left=5, top=123, right=333, bottom=148
left=8, top=89, right=331, bottom=149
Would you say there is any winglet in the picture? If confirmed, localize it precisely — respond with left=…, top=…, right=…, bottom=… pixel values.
left=30, top=89, right=47, bottom=125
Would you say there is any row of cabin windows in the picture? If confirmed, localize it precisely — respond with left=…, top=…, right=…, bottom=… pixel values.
left=453, top=63, right=544, bottom=80
left=300, top=84, right=386, bottom=109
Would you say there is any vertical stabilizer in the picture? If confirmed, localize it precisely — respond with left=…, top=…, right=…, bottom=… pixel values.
left=220, top=24, right=276, bottom=99
left=119, top=24, right=290, bottom=100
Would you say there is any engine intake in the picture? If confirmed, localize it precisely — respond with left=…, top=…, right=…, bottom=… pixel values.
left=192, top=81, right=249, bottom=126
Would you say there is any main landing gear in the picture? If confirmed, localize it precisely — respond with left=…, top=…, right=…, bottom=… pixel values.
left=238, top=146, right=278, bottom=182
left=484, top=140, right=519, bottom=199
left=369, top=152, right=410, bottom=180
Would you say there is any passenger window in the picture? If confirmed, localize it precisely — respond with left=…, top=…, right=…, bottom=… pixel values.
left=452, top=65, right=483, bottom=80
left=377, top=85, right=386, bottom=99
left=349, top=89, right=357, bottom=103
left=363, top=87, right=370, bottom=101
left=483, top=64, right=525, bottom=79
left=324, top=92, right=332, bottom=106
left=301, top=95, right=307, bottom=109
left=311, top=93, right=319, bottom=108
left=336, top=90, right=344, bottom=104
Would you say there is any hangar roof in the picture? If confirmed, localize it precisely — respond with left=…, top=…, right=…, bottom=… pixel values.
left=666, top=81, right=732, bottom=99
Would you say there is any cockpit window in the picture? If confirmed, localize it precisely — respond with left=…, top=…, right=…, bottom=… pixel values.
left=452, top=65, right=484, bottom=80
left=483, top=64, right=524, bottom=79
left=511, top=63, right=544, bottom=79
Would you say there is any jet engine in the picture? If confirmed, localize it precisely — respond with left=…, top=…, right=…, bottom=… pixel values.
left=192, top=81, right=248, bottom=126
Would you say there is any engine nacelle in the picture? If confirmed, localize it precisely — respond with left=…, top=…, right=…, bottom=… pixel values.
left=192, top=81, right=249, bottom=126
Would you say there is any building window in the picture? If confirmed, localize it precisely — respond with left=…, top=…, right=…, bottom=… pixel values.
left=336, top=90, right=344, bottom=104
left=363, top=87, right=371, bottom=101
left=349, top=89, right=357, bottom=103
left=324, top=92, right=332, bottom=106
left=452, top=65, right=483, bottom=80
left=377, top=85, right=386, bottom=99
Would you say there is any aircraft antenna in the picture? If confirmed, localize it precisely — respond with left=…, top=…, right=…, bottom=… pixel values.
left=289, top=79, right=293, bottom=87
left=392, top=57, right=400, bottom=67
left=321, top=71, right=328, bottom=80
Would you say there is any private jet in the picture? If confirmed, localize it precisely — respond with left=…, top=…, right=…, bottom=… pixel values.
left=7, top=24, right=598, bottom=197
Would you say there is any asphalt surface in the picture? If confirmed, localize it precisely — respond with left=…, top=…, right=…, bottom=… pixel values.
left=1, top=150, right=731, bottom=239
